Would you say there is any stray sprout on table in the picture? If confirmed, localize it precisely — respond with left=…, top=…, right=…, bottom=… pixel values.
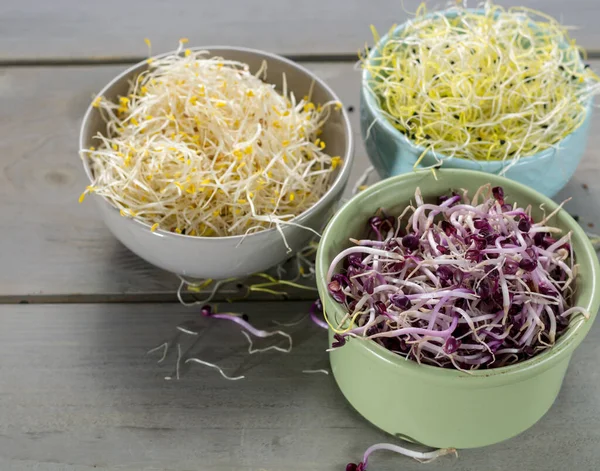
left=176, top=241, right=319, bottom=303
left=346, top=443, right=457, bottom=470
left=150, top=233, right=462, bottom=468
left=326, top=184, right=588, bottom=370
left=148, top=305, right=293, bottom=380
left=309, top=298, right=329, bottom=329
left=200, top=304, right=292, bottom=352
left=81, top=40, right=343, bottom=239
left=302, top=369, right=330, bottom=375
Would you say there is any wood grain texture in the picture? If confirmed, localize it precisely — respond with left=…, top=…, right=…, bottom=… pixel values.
left=0, top=302, right=599, bottom=470
left=0, top=1, right=599, bottom=60
left=1, top=61, right=598, bottom=301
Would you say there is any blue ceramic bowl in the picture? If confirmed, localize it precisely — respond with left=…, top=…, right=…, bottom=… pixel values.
left=360, top=18, right=593, bottom=198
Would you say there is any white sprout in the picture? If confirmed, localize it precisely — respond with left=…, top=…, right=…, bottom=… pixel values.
left=301, top=369, right=330, bottom=375
left=240, top=330, right=293, bottom=354
left=80, top=46, right=343, bottom=237
left=184, top=358, right=245, bottom=381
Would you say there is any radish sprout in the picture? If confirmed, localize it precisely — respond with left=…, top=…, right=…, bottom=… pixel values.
left=326, top=184, right=588, bottom=370
left=346, top=443, right=456, bottom=470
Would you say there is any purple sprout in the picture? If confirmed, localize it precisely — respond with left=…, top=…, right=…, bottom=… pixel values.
left=374, top=301, right=388, bottom=315
left=492, top=186, right=504, bottom=203
left=518, top=258, right=537, bottom=272
left=402, top=234, right=419, bottom=250
left=200, top=304, right=293, bottom=351
left=443, top=337, right=460, bottom=354
left=325, top=184, right=583, bottom=370
left=390, top=294, right=411, bottom=310
left=309, top=299, right=328, bottom=330
left=362, top=276, right=375, bottom=295
left=437, top=265, right=454, bottom=283
left=201, top=304, right=212, bottom=317
left=328, top=280, right=346, bottom=303
left=441, top=220, right=456, bottom=236
left=437, top=244, right=450, bottom=254
left=331, top=333, right=347, bottom=348
left=518, top=216, right=531, bottom=232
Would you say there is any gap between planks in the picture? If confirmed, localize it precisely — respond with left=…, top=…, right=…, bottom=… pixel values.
left=2, top=50, right=600, bottom=68
left=0, top=53, right=360, bottom=68
left=0, top=293, right=304, bottom=305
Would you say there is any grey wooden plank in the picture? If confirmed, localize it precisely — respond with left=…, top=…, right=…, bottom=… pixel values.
left=0, top=302, right=599, bottom=470
left=0, top=1, right=599, bottom=60
left=0, top=62, right=368, bottom=301
left=1, top=60, right=599, bottom=301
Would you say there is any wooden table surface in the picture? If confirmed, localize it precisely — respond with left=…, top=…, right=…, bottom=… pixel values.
left=1, top=1, right=600, bottom=470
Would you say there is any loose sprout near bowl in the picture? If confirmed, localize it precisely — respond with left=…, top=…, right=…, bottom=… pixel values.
left=80, top=41, right=343, bottom=238
left=325, top=184, right=589, bottom=371
left=361, top=2, right=600, bottom=164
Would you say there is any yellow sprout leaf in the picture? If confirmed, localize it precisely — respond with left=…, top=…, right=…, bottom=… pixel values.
left=331, top=156, right=342, bottom=169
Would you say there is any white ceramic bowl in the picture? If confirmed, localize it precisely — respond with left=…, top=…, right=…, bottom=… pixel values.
left=80, top=46, right=354, bottom=279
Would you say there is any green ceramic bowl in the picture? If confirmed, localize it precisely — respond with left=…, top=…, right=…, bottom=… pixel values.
left=315, top=169, right=600, bottom=449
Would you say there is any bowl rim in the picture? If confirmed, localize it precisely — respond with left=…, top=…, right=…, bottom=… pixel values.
left=316, top=168, right=600, bottom=382
left=361, top=9, right=594, bottom=169
left=79, top=45, right=354, bottom=242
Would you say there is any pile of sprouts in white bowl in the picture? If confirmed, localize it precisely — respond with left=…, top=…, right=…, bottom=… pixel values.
left=80, top=42, right=343, bottom=237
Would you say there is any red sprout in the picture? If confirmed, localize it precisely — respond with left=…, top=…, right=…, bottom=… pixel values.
left=443, top=336, right=460, bottom=354
left=201, top=304, right=212, bottom=317
left=347, top=253, right=364, bottom=268
left=390, top=294, right=411, bottom=310
left=518, top=217, right=531, bottom=232
left=466, top=249, right=482, bottom=262
left=332, top=333, right=347, bottom=348
left=473, top=218, right=491, bottom=230
left=328, top=280, right=346, bottom=303
left=402, top=234, right=419, bottom=250
left=437, top=265, right=453, bottom=282
left=519, top=258, right=537, bottom=272
left=437, top=244, right=450, bottom=254
left=492, top=186, right=504, bottom=203
left=441, top=220, right=456, bottom=236
left=362, top=276, right=375, bottom=295
left=374, top=301, right=388, bottom=315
